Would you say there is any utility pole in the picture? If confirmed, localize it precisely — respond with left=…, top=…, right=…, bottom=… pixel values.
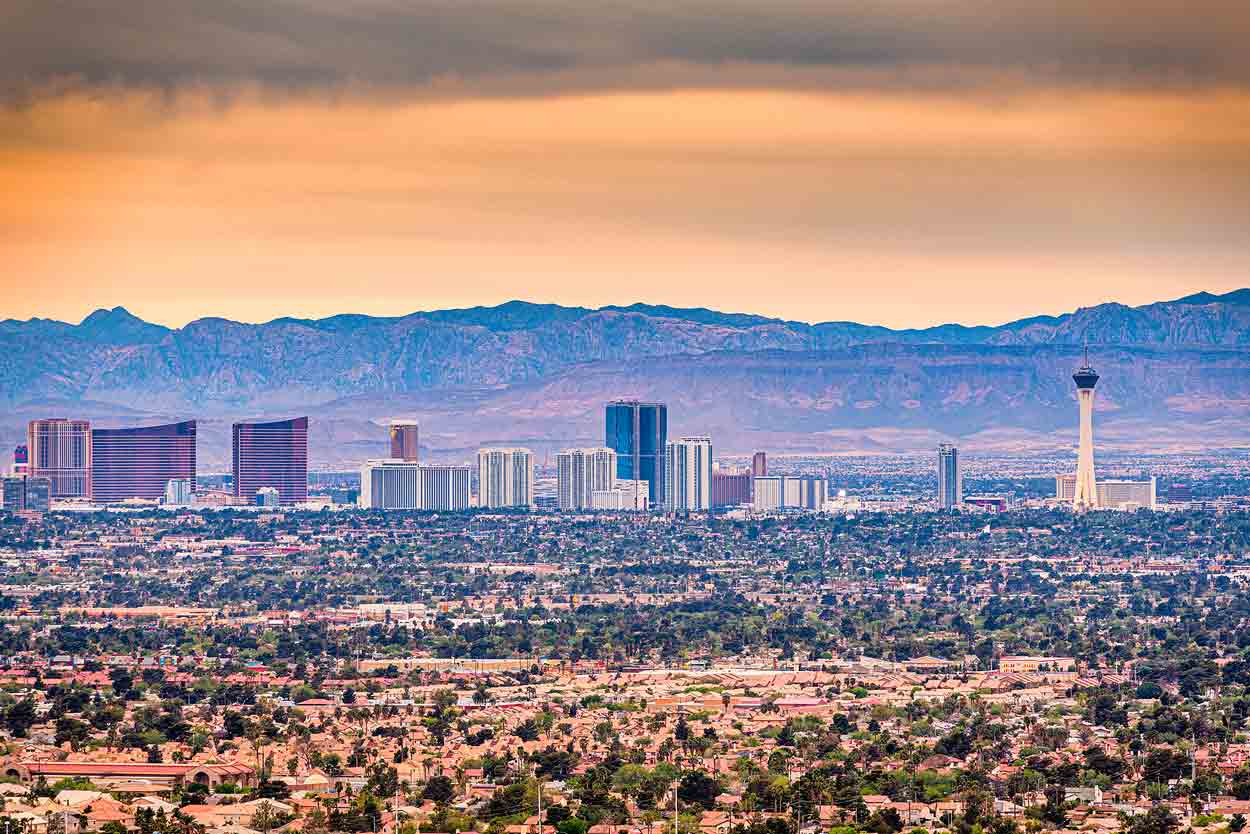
left=673, top=772, right=679, bottom=834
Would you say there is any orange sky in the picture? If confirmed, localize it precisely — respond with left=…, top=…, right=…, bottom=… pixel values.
left=5, top=72, right=1250, bottom=327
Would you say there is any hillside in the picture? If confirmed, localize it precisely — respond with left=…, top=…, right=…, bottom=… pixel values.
left=4, top=291, right=1250, bottom=466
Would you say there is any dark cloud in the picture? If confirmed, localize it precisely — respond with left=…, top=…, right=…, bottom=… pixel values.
left=4, top=0, right=1250, bottom=101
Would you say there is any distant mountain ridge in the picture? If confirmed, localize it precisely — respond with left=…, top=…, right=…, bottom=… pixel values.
left=3, top=289, right=1250, bottom=464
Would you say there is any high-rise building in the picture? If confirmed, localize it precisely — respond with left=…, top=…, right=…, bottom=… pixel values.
left=752, top=452, right=767, bottom=477
left=2, top=476, right=51, bottom=512
left=28, top=419, right=91, bottom=498
left=12, top=445, right=28, bottom=476
left=255, top=486, right=280, bottom=507
left=937, top=443, right=962, bottom=510
left=664, top=436, right=712, bottom=512
left=90, top=421, right=197, bottom=502
left=419, top=464, right=472, bottom=511
left=389, top=420, right=420, bottom=463
left=232, top=417, right=309, bottom=505
left=711, top=468, right=752, bottom=508
left=753, top=475, right=828, bottom=511
left=163, top=478, right=194, bottom=506
left=360, top=459, right=421, bottom=509
left=556, top=447, right=617, bottom=510
left=1072, top=348, right=1100, bottom=510
left=605, top=401, right=667, bottom=505
left=477, top=448, right=534, bottom=508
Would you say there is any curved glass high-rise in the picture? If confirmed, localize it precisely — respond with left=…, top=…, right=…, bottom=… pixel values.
left=91, top=421, right=197, bottom=502
left=232, top=417, right=308, bottom=505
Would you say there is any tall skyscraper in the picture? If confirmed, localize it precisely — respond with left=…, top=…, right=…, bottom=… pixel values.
left=419, top=464, right=472, bottom=511
left=1072, top=348, right=1100, bottom=510
left=477, top=447, right=534, bottom=509
left=556, top=447, right=617, bottom=511
left=389, top=420, right=419, bottom=462
left=937, top=443, right=962, bottom=510
left=232, top=417, right=309, bottom=505
left=28, top=419, right=92, bottom=499
left=664, top=436, right=712, bottom=512
left=90, top=421, right=197, bottom=502
left=605, top=401, right=667, bottom=505
left=752, top=451, right=768, bottom=477
left=360, top=459, right=421, bottom=509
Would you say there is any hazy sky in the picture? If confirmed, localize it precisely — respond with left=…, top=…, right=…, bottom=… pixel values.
left=4, top=0, right=1250, bottom=328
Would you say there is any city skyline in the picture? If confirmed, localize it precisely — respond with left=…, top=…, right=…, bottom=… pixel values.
left=5, top=0, right=1250, bottom=818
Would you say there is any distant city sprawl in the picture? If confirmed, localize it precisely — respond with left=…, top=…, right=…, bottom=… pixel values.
left=2, top=351, right=1250, bottom=834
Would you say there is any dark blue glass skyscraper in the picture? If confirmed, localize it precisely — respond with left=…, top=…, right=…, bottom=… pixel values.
left=605, top=400, right=667, bottom=505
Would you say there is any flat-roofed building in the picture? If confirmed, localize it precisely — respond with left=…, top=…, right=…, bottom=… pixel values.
left=28, top=418, right=91, bottom=498
left=477, top=447, right=534, bottom=509
left=997, top=656, right=1076, bottom=673
left=1056, top=474, right=1155, bottom=510
left=419, top=464, right=471, bottom=511
left=591, top=479, right=649, bottom=511
left=663, top=436, right=712, bottom=512
left=556, top=447, right=616, bottom=510
left=712, top=467, right=751, bottom=508
left=753, top=475, right=828, bottom=511
left=360, top=459, right=420, bottom=509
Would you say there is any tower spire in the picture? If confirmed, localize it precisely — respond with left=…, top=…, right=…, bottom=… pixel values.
left=1072, top=346, right=1100, bottom=511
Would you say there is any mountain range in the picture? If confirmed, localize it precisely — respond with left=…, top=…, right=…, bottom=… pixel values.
left=4, top=289, right=1250, bottom=468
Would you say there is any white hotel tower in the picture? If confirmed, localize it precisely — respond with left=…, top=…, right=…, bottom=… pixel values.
left=1072, top=347, right=1100, bottom=511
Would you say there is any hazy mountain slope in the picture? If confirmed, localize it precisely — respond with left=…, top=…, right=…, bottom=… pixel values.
left=268, top=343, right=1250, bottom=468
left=4, top=291, right=1250, bottom=413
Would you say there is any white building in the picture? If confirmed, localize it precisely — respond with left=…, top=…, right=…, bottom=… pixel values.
left=591, top=479, right=649, bottom=511
left=255, top=486, right=280, bottom=507
left=360, top=459, right=421, bottom=509
left=663, top=436, right=712, bottom=512
left=419, top=465, right=472, bottom=511
left=476, top=448, right=534, bottom=509
left=1098, top=478, right=1156, bottom=510
left=753, top=475, right=828, bottom=511
left=1055, top=474, right=1156, bottom=510
left=556, top=447, right=617, bottom=510
left=163, top=478, right=194, bottom=507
